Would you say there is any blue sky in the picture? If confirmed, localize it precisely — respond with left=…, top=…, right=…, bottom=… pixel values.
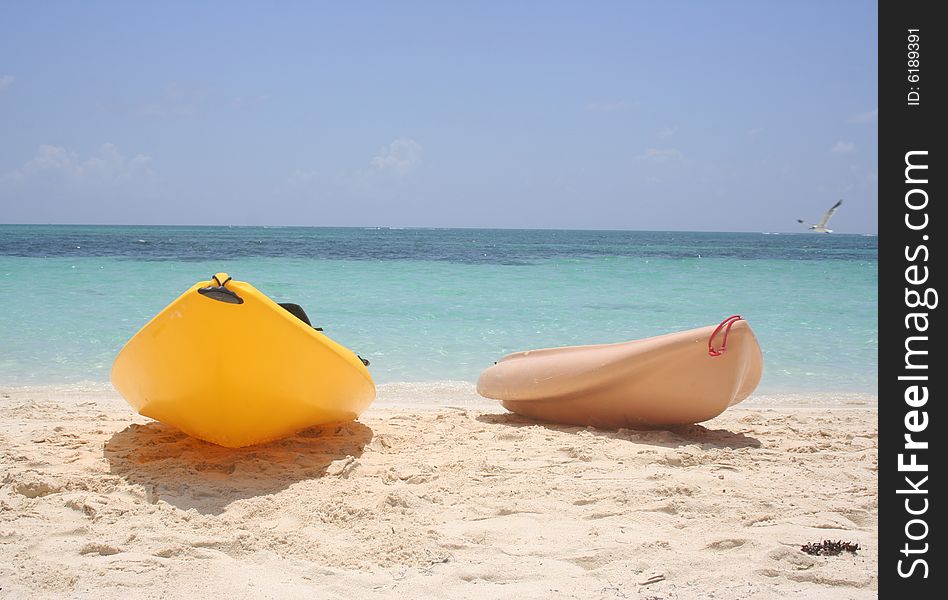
left=1, top=1, right=878, bottom=232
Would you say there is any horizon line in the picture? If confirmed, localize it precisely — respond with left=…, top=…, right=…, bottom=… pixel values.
left=0, top=222, right=879, bottom=236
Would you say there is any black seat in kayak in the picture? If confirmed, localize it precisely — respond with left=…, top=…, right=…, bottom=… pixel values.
left=278, top=302, right=368, bottom=366
left=279, top=303, right=318, bottom=328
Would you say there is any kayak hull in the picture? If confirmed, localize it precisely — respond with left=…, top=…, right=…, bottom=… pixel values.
left=111, top=274, right=375, bottom=448
left=477, top=320, right=762, bottom=429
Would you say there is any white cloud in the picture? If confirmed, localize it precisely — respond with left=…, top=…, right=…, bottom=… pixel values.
left=283, top=169, right=321, bottom=190
left=584, top=100, right=633, bottom=113
left=135, top=83, right=208, bottom=116
left=656, top=126, right=678, bottom=139
left=1, top=143, right=154, bottom=187
left=0, top=75, right=14, bottom=93
left=232, top=94, right=272, bottom=110
left=371, top=138, right=422, bottom=174
left=831, top=141, right=855, bottom=154
left=636, top=148, right=682, bottom=162
left=848, top=108, right=878, bottom=124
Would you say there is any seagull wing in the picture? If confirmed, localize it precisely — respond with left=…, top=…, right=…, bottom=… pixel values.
left=816, top=199, right=843, bottom=228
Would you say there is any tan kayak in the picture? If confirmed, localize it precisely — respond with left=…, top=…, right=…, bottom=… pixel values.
left=476, top=316, right=763, bottom=429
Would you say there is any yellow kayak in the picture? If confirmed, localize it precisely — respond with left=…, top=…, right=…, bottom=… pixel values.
left=111, top=273, right=376, bottom=447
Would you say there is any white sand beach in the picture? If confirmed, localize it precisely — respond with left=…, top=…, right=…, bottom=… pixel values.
left=1, top=384, right=877, bottom=599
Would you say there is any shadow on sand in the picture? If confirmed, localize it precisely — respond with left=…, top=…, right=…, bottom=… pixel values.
left=476, top=412, right=760, bottom=450
left=103, top=420, right=373, bottom=515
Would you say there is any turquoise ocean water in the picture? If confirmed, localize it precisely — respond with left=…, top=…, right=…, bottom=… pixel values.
left=0, top=225, right=877, bottom=394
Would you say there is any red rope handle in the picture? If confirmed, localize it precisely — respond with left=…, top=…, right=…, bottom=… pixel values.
left=708, top=315, right=743, bottom=357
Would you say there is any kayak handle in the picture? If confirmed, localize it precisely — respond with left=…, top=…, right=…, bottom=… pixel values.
left=708, top=315, right=743, bottom=357
left=198, top=272, right=244, bottom=304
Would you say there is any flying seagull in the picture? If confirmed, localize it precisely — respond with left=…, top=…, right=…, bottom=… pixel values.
left=798, top=199, right=843, bottom=233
